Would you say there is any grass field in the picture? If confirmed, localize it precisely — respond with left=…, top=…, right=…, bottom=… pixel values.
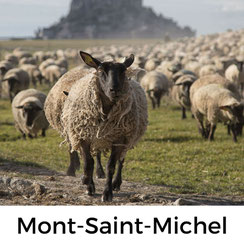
left=0, top=39, right=243, bottom=198
left=0, top=86, right=243, bottom=197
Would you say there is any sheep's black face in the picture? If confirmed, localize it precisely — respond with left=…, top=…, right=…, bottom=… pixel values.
left=79, top=51, right=134, bottom=102
left=97, top=62, right=127, bottom=101
left=232, top=104, right=244, bottom=124
left=8, top=78, right=18, bottom=92
left=17, top=103, right=42, bottom=127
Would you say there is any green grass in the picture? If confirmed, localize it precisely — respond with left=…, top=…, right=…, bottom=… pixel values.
left=0, top=39, right=243, bottom=198
left=0, top=94, right=243, bottom=197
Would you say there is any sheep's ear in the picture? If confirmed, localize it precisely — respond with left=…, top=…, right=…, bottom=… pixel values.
left=124, top=54, right=134, bottom=68
left=79, top=51, right=101, bottom=69
left=63, top=91, right=69, bottom=96
left=15, top=105, right=24, bottom=109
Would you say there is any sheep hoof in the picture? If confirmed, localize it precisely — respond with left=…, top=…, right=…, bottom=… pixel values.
left=112, top=181, right=121, bottom=191
left=66, top=168, right=76, bottom=177
left=102, top=189, right=113, bottom=202
left=96, top=169, right=105, bottom=179
left=86, top=183, right=95, bottom=196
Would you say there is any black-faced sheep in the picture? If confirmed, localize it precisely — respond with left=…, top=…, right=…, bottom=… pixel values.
left=45, top=51, right=148, bottom=202
left=12, top=88, right=49, bottom=139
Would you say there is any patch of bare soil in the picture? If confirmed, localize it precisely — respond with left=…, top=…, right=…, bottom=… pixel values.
left=0, top=161, right=243, bottom=206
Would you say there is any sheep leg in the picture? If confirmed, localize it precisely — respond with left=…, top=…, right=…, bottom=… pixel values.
left=182, top=107, right=186, bottom=119
left=208, top=124, right=216, bottom=141
left=96, top=151, right=105, bottom=179
left=194, top=112, right=206, bottom=138
left=67, top=150, right=80, bottom=177
left=230, top=124, right=238, bottom=142
left=156, top=95, right=161, bottom=108
left=112, top=158, right=124, bottom=191
left=227, top=125, right=231, bottom=135
left=150, top=97, right=156, bottom=109
left=41, top=129, right=46, bottom=137
left=28, top=133, right=33, bottom=139
left=102, top=145, right=123, bottom=202
left=80, top=142, right=95, bottom=195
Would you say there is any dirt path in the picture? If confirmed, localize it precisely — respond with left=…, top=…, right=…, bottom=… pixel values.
left=0, top=161, right=243, bottom=206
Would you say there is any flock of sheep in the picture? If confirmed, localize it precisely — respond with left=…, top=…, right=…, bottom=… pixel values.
left=0, top=28, right=244, bottom=202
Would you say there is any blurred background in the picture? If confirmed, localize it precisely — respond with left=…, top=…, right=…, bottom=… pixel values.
left=1, top=0, right=244, bottom=39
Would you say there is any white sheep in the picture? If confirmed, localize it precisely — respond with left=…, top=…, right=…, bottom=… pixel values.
left=45, top=51, right=148, bottom=202
left=1, top=68, right=30, bottom=102
left=21, top=64, right=43, bottom=88
left=171, top=74, right=197, bottom=119
left=44, top=66, right=91, bottom=177
left=191, top=84, right=243, bottom=142
left=141, top=71, right=171, bottom=108
left=12, top=88, right=49, bottom=139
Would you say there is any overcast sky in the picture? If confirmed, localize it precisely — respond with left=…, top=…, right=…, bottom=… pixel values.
left=0, top=0, right=244, bottom=38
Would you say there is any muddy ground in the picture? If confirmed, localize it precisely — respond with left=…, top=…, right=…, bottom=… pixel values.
left=0, top=160, right=243, bottom=206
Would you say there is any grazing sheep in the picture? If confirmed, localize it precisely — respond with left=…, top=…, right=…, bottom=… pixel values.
left=12, top=88, right=49, bottom=139
left=46, top=51, right=148, bottom=202
left=1, top=68, right=30, bottom=102
left=190, top=73, right=243, bottom=136
left=171, top=74, right=197, bottom=119
left=191, top=84, right=243, bottom=142
left=21, top=64, right=43, bottom=88
left=141, top=71, right=171, bottom=108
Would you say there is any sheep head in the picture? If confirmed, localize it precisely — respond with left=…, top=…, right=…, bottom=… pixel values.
left=16, top=102, right=43, bottom=127
left=79, top=51, right=134, bottom=102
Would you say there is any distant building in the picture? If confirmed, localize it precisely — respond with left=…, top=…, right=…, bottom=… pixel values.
left=36, top=0, right=195, bottom=39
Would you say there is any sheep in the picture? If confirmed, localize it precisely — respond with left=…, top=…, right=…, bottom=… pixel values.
left=1, top=68, right=30, bottom=102
left=191, top=83, right=243, bottom=142
left=4, top=53, right=18, bottom=66
left=172, top=69, right=197, bottom=83
left=12, top=88, right=49, bottom=139
left=199, top=64, right=218, bottom=77
left=44, top=66, right=103, bottom=177
left=21, top=64, right=43, bottom=88
left=19, top=57, right=37, bottom=65
left=0, top=60, right=14, bottom=77
left=225, top=63, right=243, bottom=91
left=45, top=51, right=148, bottom=202
left=42, top=64, right=66, bottom=86
left=171, top=74, right=197, bottom=119
left=141, top=71, right=171, bottom=109
left=190, top=73, right=243, bottom=136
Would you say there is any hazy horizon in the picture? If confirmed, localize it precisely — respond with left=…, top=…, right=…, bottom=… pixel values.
left=0, top=0, right=244, bottom=38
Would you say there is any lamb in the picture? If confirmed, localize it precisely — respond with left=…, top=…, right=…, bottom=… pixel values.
left=171, top=74, right=197, bottom=119
left=45, top=51, right=148, bottom=202
left=140, top=71, right=171, bottom=108
left=12, top=88, right=49, bottom=139
left=191, top=84, right=243, bottom=142
left=1, top=68, right=30, bottom=102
